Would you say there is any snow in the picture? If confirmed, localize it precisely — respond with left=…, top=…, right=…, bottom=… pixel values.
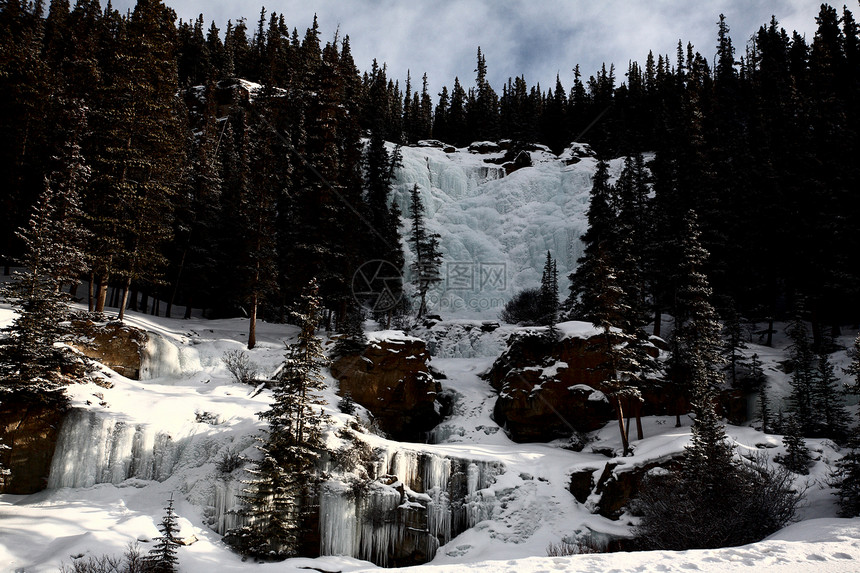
left=2, top=305, right=860, bottom=572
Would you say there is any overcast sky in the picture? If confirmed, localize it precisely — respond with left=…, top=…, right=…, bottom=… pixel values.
left=113, top=0, right=827, bottom=94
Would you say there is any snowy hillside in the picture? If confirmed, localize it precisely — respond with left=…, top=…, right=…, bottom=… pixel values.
left=2, top=306, right=860, bottom=572
left=391, top=142, right=630, bottom=318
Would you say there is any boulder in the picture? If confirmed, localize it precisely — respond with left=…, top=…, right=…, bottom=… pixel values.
left=69, top=320, right=148, bottom=379
left=331, top=334, right=441, bottom=441
left=486, top=328, right=617, bottom=442
left=586, top=458, right=684, bottom=520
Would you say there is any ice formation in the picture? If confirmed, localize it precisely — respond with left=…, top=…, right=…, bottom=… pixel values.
left=391, top=142, right=612, bottom=318
left=319, top=447, right=503, bottom=565
left=47, top=409, right=195, bottom=488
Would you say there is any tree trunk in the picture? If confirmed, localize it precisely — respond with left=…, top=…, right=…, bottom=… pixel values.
left=248, top=292, right=257, bottom=350
left=129, top=288, right=138, bottom=311
left=766, top=317, right=774, bottom=347
left=152, top=297, right=160, bottom=317
left=184, top=296, right=192, bottom=319
left=117, top=277, right=131, bottom=322
left=88, top=272, right=95, bottom=312
left=140, top=291, right=149, bottom=314
left=95, top=278, right=108, bottom=313
left=614, top=397, right=630, bottom=456
left=653, top=307, right=661, bottom=338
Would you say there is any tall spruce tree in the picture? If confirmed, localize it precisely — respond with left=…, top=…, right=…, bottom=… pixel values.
left=785, top=309, right=816, bottom=435
left=668, top=211, right=724, bottom=427
left=0, top=102, right=90, bottom=406
left=588, top=244, right=644, bottom=456
left=566, top=159, right=614, bottom=320
left=538, top=251, right=559, bottom=333
left=147, top=493, right=180, bottom=572
left=225, top=279, right=330, bottom=559
left=409, top=184, right=443, bottom=318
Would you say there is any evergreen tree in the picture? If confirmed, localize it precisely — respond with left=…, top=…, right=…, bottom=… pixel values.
left=720, top=300, right=749, bottom=389
left=786, top=310, right=816, bottom=435
left=566, top=159, right=614, bottom=320
left=147, top=493, right=180, bottom=572
left=812, top=349, right=850, bottom=442
left=409, top=184, right=443, bottom=318
left=780, top=415, right=811, bottom=474
left=225, top=279, right=330, bottom=559
left=588, top=244, right=644, bottom=456
left=88, top=0, right=184, bottom=319
left=0, top=104, right=90, bottom=405
left=844, top=333, right=860, bottom=396
left=538, top=251, right=559, bottom=332
left=668, top=211, right=724, bottom=427
left=751, top=354, right=770, bottom=432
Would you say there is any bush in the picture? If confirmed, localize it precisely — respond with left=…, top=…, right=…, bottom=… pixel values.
left=217, top=450, right=243, bottom=474
left=221, top=349, right=259, bottom=384
left=500, top=287, right=542, bottom=325
left=59, top=543, right=150, bottom=573
left=546, top=535, right=604, bottom=556
left=633, top=454, right=803, bottom=550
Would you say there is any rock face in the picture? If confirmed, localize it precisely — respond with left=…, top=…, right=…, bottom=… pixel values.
left=330, top=334, right=442, bottom=441
left=569, top=457, right=684, bottom=520
left=69, top=320, right=148, bottom=379
left=486, top=325, right=692, bottom=443
left=0, top=400, right=65, bottom=494
left=486, top=329, right=617, bottom=442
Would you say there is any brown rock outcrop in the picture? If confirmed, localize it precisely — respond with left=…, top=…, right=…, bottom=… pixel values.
left=0, top=400, right=65, bottom=494
left=486, top=329, right=617, bottom=442
left=69, top=320, right=148, bottom=379
left=331, top=334, right=442, bottom=441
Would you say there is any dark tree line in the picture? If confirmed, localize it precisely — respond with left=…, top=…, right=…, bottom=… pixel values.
left=0, top=1, right=407, bottom=345
left=1, top=1, right=859, bottom=342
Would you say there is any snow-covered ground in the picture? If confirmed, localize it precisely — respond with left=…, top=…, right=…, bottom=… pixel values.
left=1, top=304, right=859, bottom=572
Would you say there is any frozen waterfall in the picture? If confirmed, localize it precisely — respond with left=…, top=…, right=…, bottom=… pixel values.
left=319, top=447, right=503, bottom=565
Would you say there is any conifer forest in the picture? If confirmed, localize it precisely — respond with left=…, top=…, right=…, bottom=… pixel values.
left=2, top=0, right=860, bottom=571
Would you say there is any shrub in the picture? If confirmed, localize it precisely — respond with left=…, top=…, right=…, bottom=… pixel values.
left=58, top=543, right=150, bottom=573
left=546, top=535, right=604, bottom=556
left=221, top=349, right=259, bottom=384
left=500, top=287, right=542, bottom=325
left=217, top=450, right=243, bottom=474
left=633, top=454, right=803, bottom=550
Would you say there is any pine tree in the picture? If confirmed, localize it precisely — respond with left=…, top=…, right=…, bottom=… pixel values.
left=588, top=245, right=644, bottom=456
left=566, top=159, right=614, bottom=320
left=147, top=493, right=180, bottom=572
left=780, top=415, right=811, bottom=474
left=751, top=354, right=770, bottom=432
left=225, top=279, right=330, bottom=559
left=668, top=211, right=725, bottom=427
left=812, top=349, right=850, bottom=442
left=409, top=184, right=443, bottom=318
left=720, top=300, right=749, bottom=389
left=0, top=105, right=90, bottom=406
left=786, top=310, right=816, bottom=435
left=88, top=0, right=184, bottom=319
left=845, top=333, right=860, bottom=397
left=538, top=251, right=559, bottom=334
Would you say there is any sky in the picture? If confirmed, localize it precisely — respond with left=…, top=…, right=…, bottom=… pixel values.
left=111, top=0, right=829, bottom=95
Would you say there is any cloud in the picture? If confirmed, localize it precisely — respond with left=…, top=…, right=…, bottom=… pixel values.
left=109, top=0, right=826, bottom=95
